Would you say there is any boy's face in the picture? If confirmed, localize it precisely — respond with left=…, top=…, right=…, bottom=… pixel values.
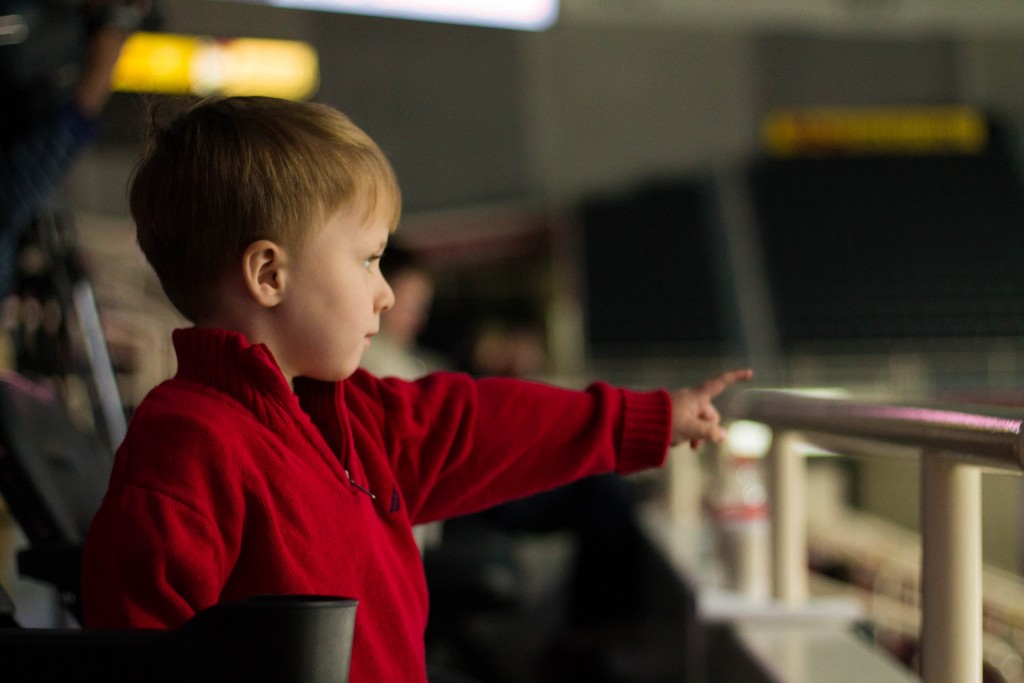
left=275, top=205, right=394, bottom=382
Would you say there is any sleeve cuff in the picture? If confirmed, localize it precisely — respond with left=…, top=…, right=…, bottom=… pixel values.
left=616, top=388, right=672, bottom=474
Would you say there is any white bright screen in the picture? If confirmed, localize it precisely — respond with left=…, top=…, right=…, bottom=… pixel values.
left=254, top=0, right=559, bottom=30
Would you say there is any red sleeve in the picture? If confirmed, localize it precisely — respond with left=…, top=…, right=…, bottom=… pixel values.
left=81, top=403, right=241, bottom=630
left=82, top=483, right=229, bottom=629
left=346, top=371, right=671, bottom=525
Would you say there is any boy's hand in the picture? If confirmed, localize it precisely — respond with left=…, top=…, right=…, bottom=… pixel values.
left=669, top=369, right=753, bottom=448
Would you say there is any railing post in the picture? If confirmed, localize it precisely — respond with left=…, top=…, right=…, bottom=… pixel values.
left=920, top=450, right=982, bottom=683
left=666, top=443, right=702, bottom=561
left=768, top=430, right=808, bottom=604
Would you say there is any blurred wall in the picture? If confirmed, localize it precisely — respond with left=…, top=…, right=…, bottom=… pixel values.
left=70, top=1, right=1024, bottom=215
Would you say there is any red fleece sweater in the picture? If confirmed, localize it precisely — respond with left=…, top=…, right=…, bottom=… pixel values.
left=82, top=328, right=671, bottom=682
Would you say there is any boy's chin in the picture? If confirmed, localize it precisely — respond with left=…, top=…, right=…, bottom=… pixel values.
left=299, top=365, right=359, bottom=383
left=329, top=368, right=360, bottom=382
left=338, top=361, right=365, bottom=381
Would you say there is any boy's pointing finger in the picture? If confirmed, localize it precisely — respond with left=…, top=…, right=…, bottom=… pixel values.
left=699, top=368, right=753, bottom=396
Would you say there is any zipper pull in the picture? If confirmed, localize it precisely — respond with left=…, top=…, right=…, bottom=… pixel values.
left=345, top=468, right=376, bottom=499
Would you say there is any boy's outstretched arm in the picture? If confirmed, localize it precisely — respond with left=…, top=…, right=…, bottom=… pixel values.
left=670, top=369, right=754, bottom=448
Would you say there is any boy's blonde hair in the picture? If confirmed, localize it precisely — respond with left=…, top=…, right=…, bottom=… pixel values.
left=130, top=96, right=402, bottom=322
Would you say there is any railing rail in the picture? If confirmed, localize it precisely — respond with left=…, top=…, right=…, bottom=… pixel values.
left=725, top=389, right=1024, bottom=683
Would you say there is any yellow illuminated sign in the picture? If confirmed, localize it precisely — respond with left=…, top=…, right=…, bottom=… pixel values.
left=762, top=106, right=987, bottom=157
left=112, top=32, right=320, bottom=101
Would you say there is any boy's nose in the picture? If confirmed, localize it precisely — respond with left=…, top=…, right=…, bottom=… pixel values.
left=378, top=278, right=395, bottom=312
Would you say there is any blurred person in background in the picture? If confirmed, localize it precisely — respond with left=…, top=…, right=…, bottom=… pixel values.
left=0, top=0, right=148, bottom=383
left=0, top=0, right=148, bottom=296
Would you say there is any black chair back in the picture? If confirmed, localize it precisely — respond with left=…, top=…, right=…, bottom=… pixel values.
left=0, top=592, right=358, bottom=682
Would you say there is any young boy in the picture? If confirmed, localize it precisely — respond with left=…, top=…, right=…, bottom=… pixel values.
left=81, top=96, right=751, bottom=682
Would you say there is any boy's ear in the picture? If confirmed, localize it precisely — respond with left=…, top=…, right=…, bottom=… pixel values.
left=241, top=240, right=289, bottom=308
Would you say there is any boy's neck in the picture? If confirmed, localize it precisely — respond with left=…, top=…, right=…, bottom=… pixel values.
left=196, top=308, right=294, bottom=387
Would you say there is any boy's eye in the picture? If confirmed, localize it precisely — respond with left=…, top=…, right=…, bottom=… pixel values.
left=364, top=253, right=383, bottom=270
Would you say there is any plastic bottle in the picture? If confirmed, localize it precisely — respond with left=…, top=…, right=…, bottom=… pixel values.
left=708, top=449, right=770, bottom=601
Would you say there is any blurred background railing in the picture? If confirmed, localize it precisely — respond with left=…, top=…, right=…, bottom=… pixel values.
left=649, top=389, right=1024, bottom=682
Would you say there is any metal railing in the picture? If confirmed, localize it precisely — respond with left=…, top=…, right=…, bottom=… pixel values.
left=726, top=389, right=1024, bottom=683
